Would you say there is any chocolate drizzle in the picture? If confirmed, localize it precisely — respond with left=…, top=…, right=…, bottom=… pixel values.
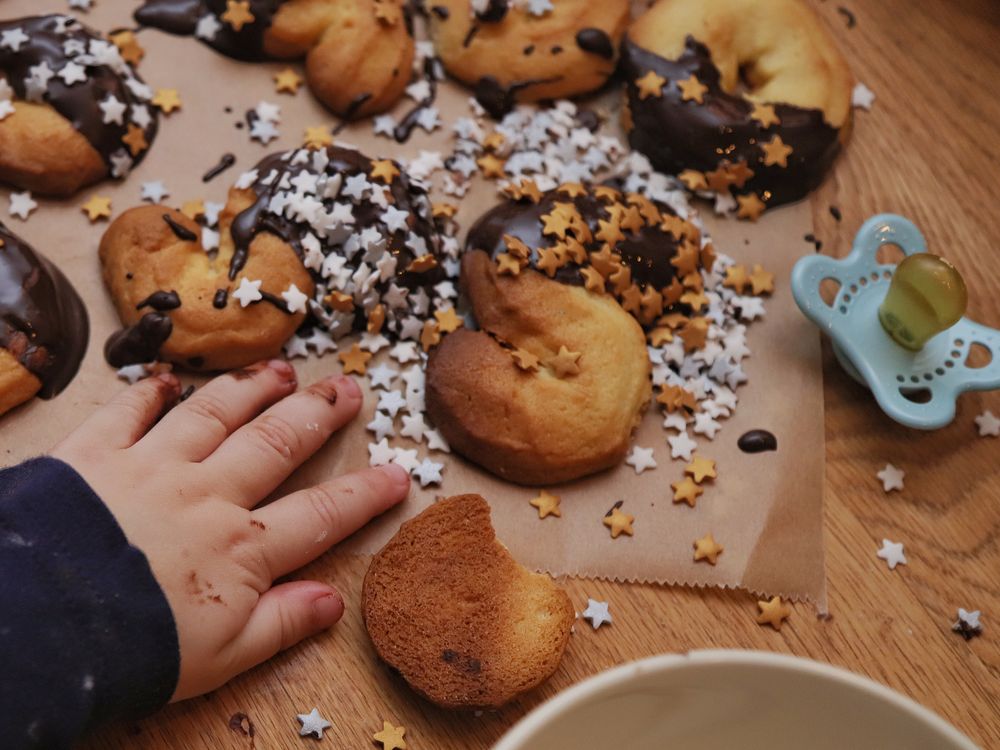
left=202, top=152, right=236, bottom=182
left=104, top=311, right=172, bottom=367
left=333, top=93, right=373, bottom=134
left=212, top=288, right=228, bottom=309
left=473, top=74, right=562, bottom=120
left=0, top=221, right=89, bottom=398
left=136, top=289, right=181, bottom=311
left=621, top=36, right=843, bottom=207
left=575, top=28, right=614, bottom=60
left=162, top=213, right=197, bottom=241
left=737, top=429, right=777, bottom=453
left=0, top=15, right=159, bottom=173
left=134, top=0, right=282, bottom=61
left=393, top=57, right=439, bottom=142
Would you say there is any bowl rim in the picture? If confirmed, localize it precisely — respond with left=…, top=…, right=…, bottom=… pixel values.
left=493, top=649, right=979, bottom=750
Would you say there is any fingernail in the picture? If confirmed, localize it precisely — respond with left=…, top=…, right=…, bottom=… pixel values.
left=156, top=373, right=180, bottom=392
left=312, top=592, right=344, bottom=626
left=381, top=462, right=410, bottom=486
left=333, top=374, right=362, bottom=400
left=267, top=358, right=296, bottom=384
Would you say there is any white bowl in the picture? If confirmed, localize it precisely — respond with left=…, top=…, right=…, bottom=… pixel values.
left=494, top=650, right=978, bottom=750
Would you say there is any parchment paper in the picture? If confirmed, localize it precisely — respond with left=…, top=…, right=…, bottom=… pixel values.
left=0, top=1, right=827, bottom=609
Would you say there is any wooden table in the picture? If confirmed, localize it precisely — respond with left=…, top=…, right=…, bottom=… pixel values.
left=86, top=0, right=1000, bottom=746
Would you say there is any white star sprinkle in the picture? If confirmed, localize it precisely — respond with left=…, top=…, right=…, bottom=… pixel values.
left=876, top=463, right=905, bottom=492
left=953, top=608, right=982, bottom=636
left=624, top=445, right=657, bottom=474
left=400, top=413, right=428, bottom=443
left=366, top=412, right=395, bottom=441
left=281, top=283, right=309, bottom=314
left=876, top=539, right=907, bottom=570
left=367, top=363, right=397, bottom=390
left=98, top=94, right=126, bottom=125
left=232, top=278, right=263, bottom=307
left=392, top=447, right=420, bottom=473
left=377, top=390, right=407, bottom=417
left=296, top=708, right=332, bottom=739
left=195, top=13, right=222, bottom=40
left=413, top=458, right=444, bottom=487
left=581, top=598, right=612, bottom=629
left=425, top=428, right=450, bottom=453
left=974, top=410, right=1000, bottom=437
left=140, top=180, right=169, bottom=203
left=692, top=411, right=721, bottom=439
left=8, top=192, right=37, bottom=220
left=852, top=82, right=876, bottom=110
left=373, top=114, right=396, bottom=137
left=667, top=432, right=698, bottom=461
left=58, top=62, right=87, bottom=85
left=0, top=28, right=30, bottom=52
left=368, top=438, right=396, bottom=467
left=250, top=118, right=279, bottom=144
left=0, top=100, right=14, bottom=121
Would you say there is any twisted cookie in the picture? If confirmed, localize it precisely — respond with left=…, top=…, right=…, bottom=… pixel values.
left=135, top=0, right=414, bottom=118
left=0, top=15, right=159, bottom=196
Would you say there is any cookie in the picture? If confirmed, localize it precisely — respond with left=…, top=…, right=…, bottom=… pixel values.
left=135, top=0, right=414, bottom=118
left=0, top=221, right=89, bottom=417
left=0, top=15, right=159, bottom=196
left=362, top=494, right=574, bottom=709
left=425, top=0, right=630, bottom=117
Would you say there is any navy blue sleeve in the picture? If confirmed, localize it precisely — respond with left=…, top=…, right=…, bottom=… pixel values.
left=0, top=457, right=179, bottom=749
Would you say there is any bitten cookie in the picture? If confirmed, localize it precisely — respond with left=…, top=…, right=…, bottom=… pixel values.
left=0, top=15, right=159, bottom=196
left=135, top=0, right=414, bottom=118
left=0, top=221, right=89, bottom=417
left=362, top=494, right=574, bottom=709
left=621, top=0, right=854, bottom=211
left=426, top=0, right=630, bottom=117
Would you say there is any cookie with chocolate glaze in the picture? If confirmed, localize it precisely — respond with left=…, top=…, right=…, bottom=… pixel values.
left=425, top=0, right=630, bottom=118
left=621, top=0, right=854, bottom=210
left=0, top=15, right=159, bottom=197
left=101, top=145, right=447, bottom=370
left=0, top=221, right=89, bottom=417
left=134, top=0, right=413, bottom=118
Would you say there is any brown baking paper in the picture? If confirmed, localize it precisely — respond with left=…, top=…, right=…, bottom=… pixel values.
left=0, top=1, right=827, bottom=609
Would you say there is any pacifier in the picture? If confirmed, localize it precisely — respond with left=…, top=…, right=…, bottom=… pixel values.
left=790, top=214, right=1000, bottom=429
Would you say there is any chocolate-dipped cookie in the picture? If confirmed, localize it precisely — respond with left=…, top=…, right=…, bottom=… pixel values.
left=134, top=0, right=413, bottom=118
left=0, top=15, right=159, bottom=196
left=621, top=0, right=854, bottom=213
left=0, top=221, right=88, bottom=417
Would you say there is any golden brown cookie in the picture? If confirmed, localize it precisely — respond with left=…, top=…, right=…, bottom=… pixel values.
left=0, top=16, right=160, bottom=197
left=0, top=221, right=89, bottom=417
left=621, top=0, right=854, bottom=207
left=135, top=0, right=413, bottom=118
left=362, top=494, right=574, bottom=709
left=426, top=0, right=630, bottom=117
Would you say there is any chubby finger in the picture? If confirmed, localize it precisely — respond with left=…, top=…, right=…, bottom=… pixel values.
left=203, top=374, right=364, bottom=507
left=224, top=581, right=344, bottom=678
left=254, top=463, right=409, bottom=578
left=60, top=374, right=181, bottom=452
left=136, top=359, right=297, bottom=462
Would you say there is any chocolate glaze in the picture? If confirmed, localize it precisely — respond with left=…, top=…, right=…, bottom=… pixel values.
left=0, top=15, right=159, bottom=171
left=737, top=429, right=777, bottom=453
left=621, top=36, right=844, bottom=207
left=134, top=0, right=282, bottom=61
left=104, top=311, right=172, bottom=367
left=162, top=213, right=197, bottom=241
left=475, top=0, right=509, bottom=23
left=212, top=288, right=228, bottom=309
left=467, top=188, right=688, bottom=297
left=474, top=74, right=562, bottom=120
left=136, top=289, right=181, bottom=311
left=0, top=221, right=89, bottom=399
left=202, top=152, right=236, bottom=182
left=575, top=28, right=614, bottom=60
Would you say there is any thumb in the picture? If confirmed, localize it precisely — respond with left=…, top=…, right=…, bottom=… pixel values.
left=227, top=581, right=344, bottom=677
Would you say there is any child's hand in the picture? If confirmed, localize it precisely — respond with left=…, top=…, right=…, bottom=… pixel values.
left=51, top=360, right=409, bottom=700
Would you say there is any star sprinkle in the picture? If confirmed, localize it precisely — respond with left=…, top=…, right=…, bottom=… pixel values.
left=151, top=88, right=182, bottom=114
left=685, top=455, right=717, bottom=483
left=530, top=490, right=561, bottom=519
left=297, top=708, right=331, bottom=739
left=109, top=30, right=144, bottom=66
left=413, top=458, right=444, bottom=488
left=58, top=62, right=87, bottom=86
left=181, top=199, right=205, bottom=220
left=625, top=446, right=657, bottom=474
left=511, top=347, right=540, bottom=372
left=339, top=344, right=372, bottom=375
left=876, top=539, right=907, bottom=570
left=81, top=195, right=112, bottom=222
left=852, top=82, right=876, bottom=110
left=693, top=533, right=724, bottom=565
left=736, top=193, right=766, bottom=222
left=760, top=135, right=793, bottom=168
left=677, top=75, right=708, bottom=104
left=370, top=159, right=400, bottom=184
left=667, top=432, right=698, bottom=461
left=434, top=307, right=462, bottom=334
left=749, top=264, right=774, bottom=295
left=635, top=70, right=666, bottom=100
left=750, top=102, right=780, bottom=128
left=303, top=125, right=332, bottom=149
left=367, top=412, right=394, bottom=441
left=876, top=463, right=905, bottom=492
left=373, top=720, right=407, bottom=750
left=140, top=180, right=169, bottom=203
left=274, top=67, right=302, bottom=94
left=477, top=153, right=506, bottom=178
left=582, top=598, right=612, bottom=629
left=281, top=283, right=309, bottom=314
left=671, top=476, right=703, bottom=507
left=8, top=192, right=37, bottom=220
left=952, top=609, right=982, bottom=641
left=603, top=504, right=634, bottom=538
left=222, top=0, right=255, bottom=31
left=233, top=277, right=262, bottom=307
left=546, top=345, right=582, bottom=378
left=122, top=123, right=149, bottom=156
left=368, top=438, right=396, bottom=467
left=756, top=596, right=792, bottom=630
left=974, top=410, right=1000, bottom=437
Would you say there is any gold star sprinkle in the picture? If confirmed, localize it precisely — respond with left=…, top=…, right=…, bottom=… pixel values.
left=557, top=182, right=587, bottom=198
left=536, top=245, right=564, bottom=278
left=635, top=70, right=667, bottom=100
left=420, top=320, right=441, bottom=352
left=750, top=102, right=781, bottom=128
left=151, top=88, right=182, bottom=114
left=434, top=307, right=463, bottom=334
left=723, top=264, right=749, bottom=294
left=81, top=195, right=111, bottom=223
left=648, top=327, right=673, bottom=346
left=432, top=202, right=457, bottom=219
left=677, top=74, right=708, bottom=104
left=693, top=533, right=724, bottom=565
left=303, top=125, right=333, bottom=149
left=339, top=344, right=372, bottom=375
left=749, top=263, right=775, bottom=295
left=477, top=153, right=506, bottom=179
left=482, top=132, right=506, bottom=152
left=603, top=505, right=634, bottom=538
left=370, top=159, right=400, bottom=184
left=181, top=199, right=205, bottom=220
left=514, top=178, right=542, bottom=204
left=678, top=317, right=708, bottom=351
left=756, top=596, right=792, bottom=631
left=503, top=234, right=531, bottom=260
left=368, top=304, right=386, bottom=333
left=511, top=347, right=540, bottom=372
left=122, top=123, right=148, bottom=156
left=671, top=477, right=704, bottom=507
left=407, top=254, right=438, bottom=273
left=736, top=193, right=767, bottom=222
left=680, top=289, right=708, bottom=312
left=546, top=345, right=582, bottom=378
left=530, top=490, right=561, bottom=519
left=727, top=160, right=755, bottom=189
left=496, top=253, right=523, bottom=276
left=760, top=134, right=793, bottom=168
left=581, top=266, right=606, bottom=294
left=274, top=67, right=302, bottom=94
left=222, top=0, right=255, bottom=31
left=679, top=169, right=708, bottom=191
left=374, top=2, right=402, bottom=26
left=325, top=290, right=354, bottom=312
left=656, top=384, right=697, bottom=413
left=109, top=30, right=144, bottom=66
left=372, top=720, right=407, bottom=750
left=685, top=455, right=717, bottom=483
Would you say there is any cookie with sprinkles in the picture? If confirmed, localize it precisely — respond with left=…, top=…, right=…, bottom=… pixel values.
left=134, top=0, right=414, bottom=118
left=0, top=15, right=160, bottom=196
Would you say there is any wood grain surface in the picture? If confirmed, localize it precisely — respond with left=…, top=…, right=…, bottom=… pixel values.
left=83, top=0, right=1000, bottom=747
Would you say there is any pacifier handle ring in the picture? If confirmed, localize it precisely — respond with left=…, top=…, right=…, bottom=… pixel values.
left=853, top=214, right=928, bottom=262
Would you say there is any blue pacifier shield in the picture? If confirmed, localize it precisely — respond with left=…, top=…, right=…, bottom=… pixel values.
left=791, top=214, right=1000, bottom=429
